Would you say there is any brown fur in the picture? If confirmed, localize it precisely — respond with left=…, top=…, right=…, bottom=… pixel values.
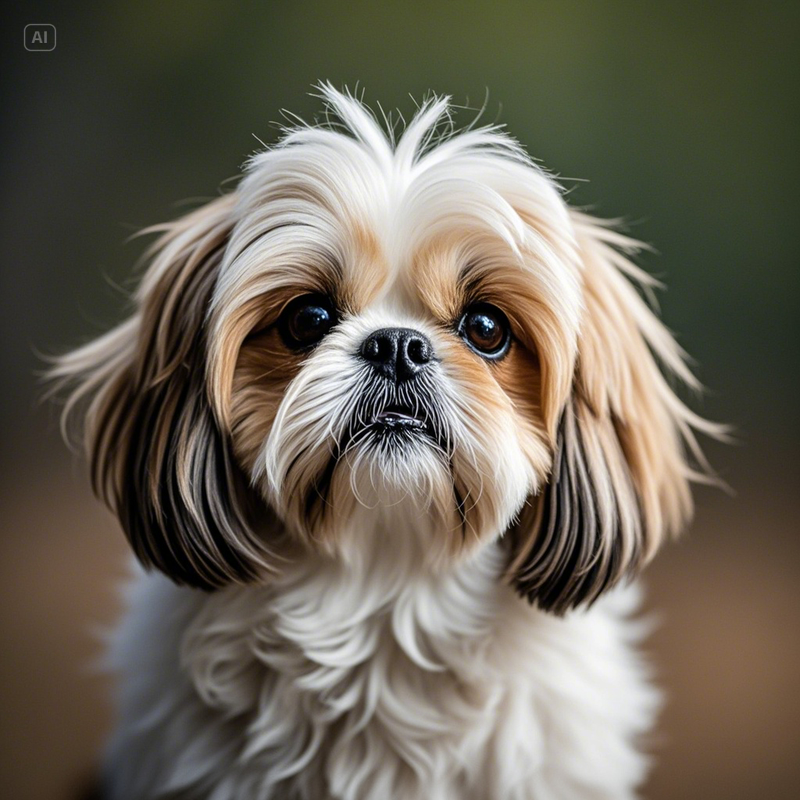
left=50, top=196, right=279, bottom=590
left=506, top=213, right=715, bottom=612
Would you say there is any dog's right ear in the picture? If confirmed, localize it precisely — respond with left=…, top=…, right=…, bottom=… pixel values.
left=505, top=211, right=725, bottom=614
left=48, top=195, right=277, bottom=590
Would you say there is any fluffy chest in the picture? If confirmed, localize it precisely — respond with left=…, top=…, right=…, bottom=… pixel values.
left=179, top=540, right=512, bottom=796
left=108, top=545, right=655, bottom=800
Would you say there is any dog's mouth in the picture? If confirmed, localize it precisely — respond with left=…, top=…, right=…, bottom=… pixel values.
left=335, top=384, right=451, bottom=460
left=341, top=399, right=443, bottom=453
left=371, top=404, right=428, bottom=433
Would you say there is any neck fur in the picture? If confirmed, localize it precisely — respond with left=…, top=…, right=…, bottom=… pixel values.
left=178, top=501, right=513, bottom=788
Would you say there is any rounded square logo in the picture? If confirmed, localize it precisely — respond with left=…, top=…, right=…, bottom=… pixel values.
left=24, top=24, right=56, bottom=52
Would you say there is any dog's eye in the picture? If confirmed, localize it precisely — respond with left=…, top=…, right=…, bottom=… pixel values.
left=280, top=294, right=337, bottom=349
left=458, top=303, right=510, bottom=359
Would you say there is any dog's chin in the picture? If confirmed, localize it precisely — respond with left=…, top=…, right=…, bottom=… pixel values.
left=275, top=404, right=463, bottom=555
left=327, top=439, right=467, bottom=567
left=342, top=409, right=450, bottom=508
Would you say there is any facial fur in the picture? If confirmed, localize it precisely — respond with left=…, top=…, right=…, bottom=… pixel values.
left=51, top=85, right=719, bottom=614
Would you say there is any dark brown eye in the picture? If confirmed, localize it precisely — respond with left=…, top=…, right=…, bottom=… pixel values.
left=279, top=294, right=337, bottom=349
left=458, top=303, right=510, bottom=359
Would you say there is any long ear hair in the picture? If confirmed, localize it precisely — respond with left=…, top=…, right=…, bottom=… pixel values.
left=508, top=211, right=723, bottom=614
left=48, top=195, right=276, bottom=589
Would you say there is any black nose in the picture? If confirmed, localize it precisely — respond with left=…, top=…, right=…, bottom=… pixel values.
left=360, top=328, right=433, bottom=382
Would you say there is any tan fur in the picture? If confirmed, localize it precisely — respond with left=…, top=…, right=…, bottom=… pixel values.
left=506, top=212, right=723, bottom=611
left=50, top=195, right=279, bottom=589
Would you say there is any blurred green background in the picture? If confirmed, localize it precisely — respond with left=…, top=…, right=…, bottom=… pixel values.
left=2, top=2, right=798, bottom=798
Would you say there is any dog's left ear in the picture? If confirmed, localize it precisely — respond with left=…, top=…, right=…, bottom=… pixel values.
left=508, top=211, right=717, bottom=614
left=49, top=195, right=278, bottom=590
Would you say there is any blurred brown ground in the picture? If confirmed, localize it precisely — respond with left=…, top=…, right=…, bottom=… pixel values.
left=1, top=441, right=798, bottom=800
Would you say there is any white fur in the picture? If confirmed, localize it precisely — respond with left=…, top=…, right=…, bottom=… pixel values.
left=105, top=504, right=658, bottom=800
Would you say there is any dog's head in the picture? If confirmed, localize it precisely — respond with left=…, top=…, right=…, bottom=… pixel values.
left=52, top=86, right=716, bottom=613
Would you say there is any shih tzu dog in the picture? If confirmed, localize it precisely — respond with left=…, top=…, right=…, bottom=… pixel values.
left=52, top=85, right=718, bottom=800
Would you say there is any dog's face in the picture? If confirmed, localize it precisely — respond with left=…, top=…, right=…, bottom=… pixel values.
left=216, top=146, right=570, bottom=567
left=54, top=87, right=713, bottom=613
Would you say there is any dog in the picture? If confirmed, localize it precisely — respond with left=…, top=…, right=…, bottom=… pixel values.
left=52, top=85, right=719, bottom=799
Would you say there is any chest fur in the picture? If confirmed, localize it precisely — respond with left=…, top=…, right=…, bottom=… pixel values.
left=106, top=548, right=656, bottom=800
left=179, top=543, right=511, bottom=797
